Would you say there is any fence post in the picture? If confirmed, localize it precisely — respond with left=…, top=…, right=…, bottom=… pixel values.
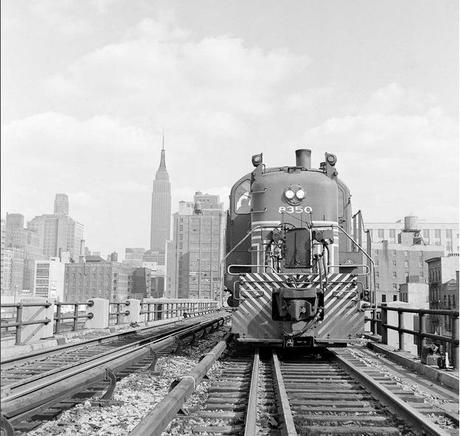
left=398, top=310, right=404, bottom=351
left=417, top=313, right=426, bottom=359
left=15, top=304, right=23, bottom=345
left=72, top=304, right=79, bottom=331
left=381, top=305, right=387, bottom=344
left=452, top=314, right=459, bottom=369
left=55, top=304, right=62, bottom=334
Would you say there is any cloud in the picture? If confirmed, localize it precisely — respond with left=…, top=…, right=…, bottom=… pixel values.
left=42, top=16, right=310, bottom=134
left=303, top=83, right=458, bottom=222
left=29, top=0, right=93, bottom=36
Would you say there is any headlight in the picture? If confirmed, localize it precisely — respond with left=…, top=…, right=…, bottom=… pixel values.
left=296, top=189, right=305, bottom=199
left=285, top=189, right=295, bottom=200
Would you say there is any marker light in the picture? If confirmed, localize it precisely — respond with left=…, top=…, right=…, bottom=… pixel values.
left=296, top=189, right=305, bottom=199
left=252, top=153, right=263, bottom=167
left=326, top=153, right=337, bottom=166
left=285, top=189, right=295, bottom=200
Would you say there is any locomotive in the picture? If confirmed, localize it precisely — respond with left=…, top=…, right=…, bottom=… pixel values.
left=224, top=149, right=373, bottom=347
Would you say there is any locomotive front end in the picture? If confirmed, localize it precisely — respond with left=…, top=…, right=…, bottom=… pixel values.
left=225, top=149, right=372, bottom=347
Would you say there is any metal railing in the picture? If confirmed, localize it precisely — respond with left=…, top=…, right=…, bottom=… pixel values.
left=109, top=301, right=131, bottom=326
left=366, top=305, right=459, bottom=369
left=140, top=299, right=219, bottom=322
left=54, top=302, right=93, bottom=334
left=1, top=302, right=53, bottom=345
left=1, top=301, right=94, bottom=345
left=1, top=298, right=220, bottom=346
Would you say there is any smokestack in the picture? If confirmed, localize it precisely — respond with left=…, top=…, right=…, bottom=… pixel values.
left=295, top=149, right=311, bottom=169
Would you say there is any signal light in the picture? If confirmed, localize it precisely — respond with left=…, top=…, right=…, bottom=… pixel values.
left=252, top=153, right=263, bottom=167
left=296, top=189, right=305, bottom=199
left=326, top=153, right=337, bottom=166
left=285, top=189, right=295, bottom=200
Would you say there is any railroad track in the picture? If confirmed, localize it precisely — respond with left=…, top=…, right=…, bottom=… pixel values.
left=142, top=344, right=458, bottom=436
left=0, top=312, right=227, bottom=435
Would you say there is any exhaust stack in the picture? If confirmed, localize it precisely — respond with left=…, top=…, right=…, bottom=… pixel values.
left=295, top=149, right=311, bottom=169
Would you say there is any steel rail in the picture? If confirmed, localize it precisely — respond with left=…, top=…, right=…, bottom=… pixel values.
left=1, top=321, right=204, bottom=395
left=243, top=348, right=259, bottom=436
left=1, top=310, right=222, bottom=366
left=331, top=350, right=453, bottom=436
left=1, top=315, right=227, bottom=423
left=272, top=351, right=298, bottom=436
left=130, top=334, right=230, bottom=436
left=2, top=316, right=223, bottom=402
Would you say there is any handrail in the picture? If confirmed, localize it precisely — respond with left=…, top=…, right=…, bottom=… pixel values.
left=327, top=263, right=370, bottom=276
left=222, top=224, right=276, bottom=263
left=227, top=264, right=276, bottom=275
left=366, top=305, right=459, bottom=369
left=1, top=299, right=220, bottom=345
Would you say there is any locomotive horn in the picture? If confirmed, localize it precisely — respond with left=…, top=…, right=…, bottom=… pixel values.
left=295, top=149, right=311, bottom=169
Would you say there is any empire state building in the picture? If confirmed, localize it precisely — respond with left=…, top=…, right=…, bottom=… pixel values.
left=150, top=144, right=171, bottom=255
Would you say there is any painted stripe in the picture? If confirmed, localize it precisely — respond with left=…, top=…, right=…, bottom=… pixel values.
left=318, top=301, right=358, bottom=334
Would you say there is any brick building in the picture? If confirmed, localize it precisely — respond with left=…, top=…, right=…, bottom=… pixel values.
left=426, top=255, right=459, bottom=335
left=64, top=256, right=131, bottom=302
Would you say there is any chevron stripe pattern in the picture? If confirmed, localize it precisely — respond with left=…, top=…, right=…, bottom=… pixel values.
left=232, top=272, right=364, bottom=342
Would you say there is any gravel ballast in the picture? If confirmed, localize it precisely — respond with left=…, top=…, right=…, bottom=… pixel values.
left=28, top=329, right=228, bottom=436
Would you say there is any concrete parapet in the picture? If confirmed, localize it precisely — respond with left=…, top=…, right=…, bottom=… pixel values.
left=124, top=299, right=141, bottom=324
left=368, top=342, right=459, bottom=393
left=18, top=297, right=54, bottom=344
left=85, top=298, right=109, bottom=329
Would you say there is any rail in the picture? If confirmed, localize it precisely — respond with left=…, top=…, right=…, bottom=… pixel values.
left=366, top=305, right=459, bottom=369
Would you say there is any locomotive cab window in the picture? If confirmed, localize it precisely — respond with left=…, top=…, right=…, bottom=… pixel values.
left=233, top=178, right=252, bottom=214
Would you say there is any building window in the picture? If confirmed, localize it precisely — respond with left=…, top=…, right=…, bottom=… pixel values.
left=378, top=229, right=384, bottom=238
left=375, top=283, right=380, bottom=290
left=453, top=295, right=456, bottom=308
left=392, top=283, right=398, bottom=290
left=435, top=229, right=441, bottom=238
left=392, top=260, right=397, bottom=266
left=390, top=229, right=396, bottom=239
left=382, top=294, right=386, bottom=302
left=375, top=271, right=379, bottom=278
left=423, top=229, right=430, bottom=238
left=404, top=251, right=408, bottom=257
left=404, top=261, right=408, bottom=268
left=446, top=229, right=453, bottom=239
left=393, top=295, right=398, bottom=301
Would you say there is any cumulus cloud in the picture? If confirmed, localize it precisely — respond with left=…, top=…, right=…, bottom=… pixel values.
left=303, top=83, right=458, bottom=222
left=2, top=15, right=311, bottom=255
left=43, top=16, right=309, bottom=132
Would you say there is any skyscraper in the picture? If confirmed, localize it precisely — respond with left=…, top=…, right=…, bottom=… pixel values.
left=54, top=193, right=69, bottom=216
left=167, top=192, right=224, bottom=300
left=28, top=194, right=84, bottom=261
left=150, top=142, right=171, bottom=255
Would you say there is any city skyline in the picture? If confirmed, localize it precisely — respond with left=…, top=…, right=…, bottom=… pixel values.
left=2, top=0, right=458, bottom=258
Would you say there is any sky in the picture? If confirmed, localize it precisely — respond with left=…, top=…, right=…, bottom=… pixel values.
left=1, top=0, right=458, bottom=258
